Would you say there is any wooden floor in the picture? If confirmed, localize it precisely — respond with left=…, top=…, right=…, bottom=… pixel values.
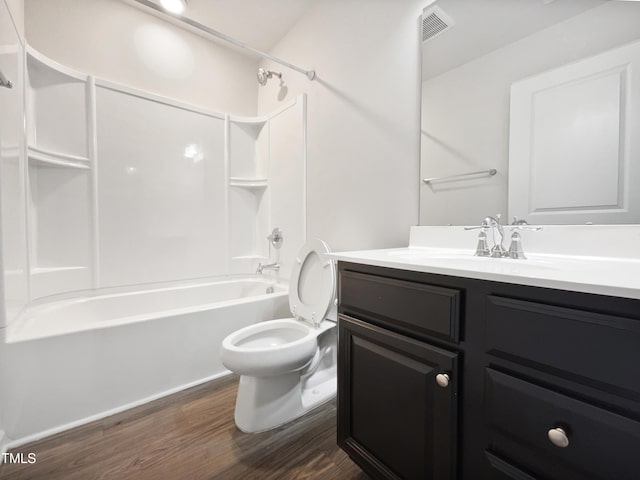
left=0, top=375, right=367, bottom=480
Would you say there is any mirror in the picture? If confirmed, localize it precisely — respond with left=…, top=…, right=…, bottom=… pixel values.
left=419, top=0, right=640, bottom=225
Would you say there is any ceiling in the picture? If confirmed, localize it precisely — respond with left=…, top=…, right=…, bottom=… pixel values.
left=130, top=0, right=317, bottom=54
left=125, top=0, right=614, bottom=74
left=422, top=0, right=609, bottom=80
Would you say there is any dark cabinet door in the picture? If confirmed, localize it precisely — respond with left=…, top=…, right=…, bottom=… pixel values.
left=338, top=314, right=459, bottom=480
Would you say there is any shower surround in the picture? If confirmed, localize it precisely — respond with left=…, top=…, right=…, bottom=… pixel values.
left=22, top=46, right=306, bottom=299
left=0, top=45, right=306, bottom=447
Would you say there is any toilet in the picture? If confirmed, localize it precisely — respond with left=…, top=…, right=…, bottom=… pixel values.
left=220, top=238, right=337, bottom=433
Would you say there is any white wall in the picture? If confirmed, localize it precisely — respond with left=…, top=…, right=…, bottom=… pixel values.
left=25, top=0, right=258, bottom=116
left=258, top=0, right=423, bottom=252
left=420, top=2, right=640, bottom=225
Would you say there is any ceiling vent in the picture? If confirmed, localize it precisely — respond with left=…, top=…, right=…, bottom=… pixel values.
left=422, top=5, right=455, bottom=43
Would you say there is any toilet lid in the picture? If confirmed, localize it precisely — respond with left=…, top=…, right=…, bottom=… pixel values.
left=289, top=239, right=335, bottom=324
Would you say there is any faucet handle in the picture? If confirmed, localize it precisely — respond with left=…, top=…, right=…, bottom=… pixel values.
left=510, top=217, right=542, bottom=231
left=267, top=228, right=283, bottom=249
left=510, top=224, right=543, bottom=232
left=464, top=218, right=491, bottom=230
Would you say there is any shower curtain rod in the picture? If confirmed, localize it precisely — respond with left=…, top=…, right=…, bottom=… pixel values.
left=132, top=0, right=316, bottom=80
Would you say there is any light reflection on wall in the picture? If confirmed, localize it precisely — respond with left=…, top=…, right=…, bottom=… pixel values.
left=184, top=143, right=204, bottom=163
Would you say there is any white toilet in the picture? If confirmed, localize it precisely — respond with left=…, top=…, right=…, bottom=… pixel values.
left=220, top=238, right=337, bottom=433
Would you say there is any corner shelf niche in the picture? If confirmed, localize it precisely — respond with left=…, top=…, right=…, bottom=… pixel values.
left=25, top=46, right=94, bottom=299
left=228, top=116, right=270, bottom=266
left=228, top=117, right=268, bottom=178
left=28, top=160, right=92, bottom=298
left=26, top=47, right=90, bottom=159
left=228, top=186, right=269, bottom=260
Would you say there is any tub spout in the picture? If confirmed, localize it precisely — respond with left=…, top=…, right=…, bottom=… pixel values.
left=256, top=262, right=280, bottom=274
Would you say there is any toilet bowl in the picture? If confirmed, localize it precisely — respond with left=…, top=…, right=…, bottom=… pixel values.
left=220, top=238, right=337, bottom=433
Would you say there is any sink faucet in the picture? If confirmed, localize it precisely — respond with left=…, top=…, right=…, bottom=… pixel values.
left=466, top=215, right=507, bottom=258
left=256, top=262, right=280, bottom=274
left=486, top=215, right=507, bottom=258
left=466, top=215, right=542, bottom=259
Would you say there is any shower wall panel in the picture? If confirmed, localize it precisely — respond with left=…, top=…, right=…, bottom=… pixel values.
left=0, top=2, right=28, bottom=327
left=268, top=99, right=306, bottom=281
left=96, top=86, right=227, bottom=287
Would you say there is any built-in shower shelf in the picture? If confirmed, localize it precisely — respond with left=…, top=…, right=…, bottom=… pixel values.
left=229, top=177, right=268, bottom=188
left=27, top=46, right=88, bottom=85
left=30, top=266, right=87, bottom=275
left=28, top=146, right=90, bottom=169
left=232, top=255, right=268, bottom=261
left=228, top=115, right=268, bottom=126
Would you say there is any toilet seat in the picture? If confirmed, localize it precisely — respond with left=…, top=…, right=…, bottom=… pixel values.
left=288, top=238, right=336, bottom=325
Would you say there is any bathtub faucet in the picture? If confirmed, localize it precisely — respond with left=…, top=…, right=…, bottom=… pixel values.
left=256, top=262, right=280, bottom=274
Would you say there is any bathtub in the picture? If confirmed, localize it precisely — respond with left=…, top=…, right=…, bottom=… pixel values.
left=1, top=277, right=290, bottom=446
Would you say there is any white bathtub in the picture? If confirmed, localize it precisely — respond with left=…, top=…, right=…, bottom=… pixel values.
left=1, top=277, right=290, bottom=446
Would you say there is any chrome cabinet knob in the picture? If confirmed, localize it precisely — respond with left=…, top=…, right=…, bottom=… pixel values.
left=435, top=373, right=450, bottom=388
left=548, top=427, right=569, bottom=448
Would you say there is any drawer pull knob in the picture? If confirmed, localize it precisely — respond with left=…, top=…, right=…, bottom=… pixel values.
left=436, top=373, right=450, bottom=388
left=548, top=427, right=569, bottom=448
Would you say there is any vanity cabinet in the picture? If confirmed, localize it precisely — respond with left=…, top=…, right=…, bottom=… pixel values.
left=336, top=261, right=640, bottom=480
left=337, top=269, right=461, bottom=480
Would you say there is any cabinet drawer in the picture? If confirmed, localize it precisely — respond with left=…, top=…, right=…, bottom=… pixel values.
left=485, top=295, right=640, bottom=397
left=339, top=270, right=461, bottom=342
left=485, top=369, right=640, bottom=480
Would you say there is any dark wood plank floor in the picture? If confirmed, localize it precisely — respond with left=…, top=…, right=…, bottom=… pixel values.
left=0, top=375, right=367, bottom=480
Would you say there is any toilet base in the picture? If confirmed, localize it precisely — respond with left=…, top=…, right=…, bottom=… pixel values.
left=234, top=365, right=336, bottom=433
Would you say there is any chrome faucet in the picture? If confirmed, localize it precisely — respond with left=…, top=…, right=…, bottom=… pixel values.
left=256, top=262, right=280, bottom=274
left=487, top=215, right=507, bottom=258
left=466, top=214, right=507, bottom=258
left=466, top=215, right=542, bottom=259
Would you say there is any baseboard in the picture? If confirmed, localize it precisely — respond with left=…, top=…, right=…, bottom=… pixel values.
left=5, top=370, right=232, bottom=449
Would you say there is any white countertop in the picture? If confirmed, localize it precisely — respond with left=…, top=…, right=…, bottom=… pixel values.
left=329, top=226, right=640, bottom=300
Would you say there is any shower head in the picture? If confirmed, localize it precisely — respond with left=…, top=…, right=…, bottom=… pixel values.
left=257, top=68, right=282, bottom=86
